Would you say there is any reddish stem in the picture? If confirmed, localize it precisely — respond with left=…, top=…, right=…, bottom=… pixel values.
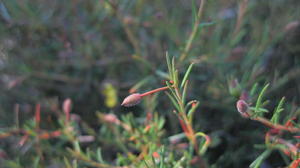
left=253, top=117, right=300, bottom=133
left=35, top=104, right=41, bottom=129
left=140, top=86, right=170, bottom=97
left=179, top=119, right=190, bottom=136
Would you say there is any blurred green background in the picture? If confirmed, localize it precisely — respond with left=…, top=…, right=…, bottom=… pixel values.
left=0, top=0, right=299, bottom=167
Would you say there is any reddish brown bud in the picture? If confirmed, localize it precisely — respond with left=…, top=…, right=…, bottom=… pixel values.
left=103, top=113, right=121, bottom=125
left=121, top=93, right=142, bottom=107
left=236, top=100, right=250, bottom=117
left=63, top=99, right=72, bottom=114
left=63, top=98, right=72, bottom=122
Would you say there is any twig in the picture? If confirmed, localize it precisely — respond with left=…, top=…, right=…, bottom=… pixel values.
left=14, top=104, right=19, bottom=129
left=140, top=86, right=169, bottom=97
left=252, top=117, right=300, bottom=133
left=69, top=149, right=128, bottom=168
left=106, top=0, right=142, bottom=57
left=179, top=0, right=206, bottom=62
left=232, top=0, right=248, bottom=38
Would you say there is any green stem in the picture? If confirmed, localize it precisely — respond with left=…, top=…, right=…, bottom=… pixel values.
left=179, top=0, right=206, bottom=62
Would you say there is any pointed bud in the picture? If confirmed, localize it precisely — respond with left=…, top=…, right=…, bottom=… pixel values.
left=63, top=98, right=72, bottom=114
left=103, top=113, right=121, bottom=125
left=121, top=93, right=142, bottom=107
left=236, top=100, right=250, bottom=118
left=63, top=98, right=72, bottom=122
left=229, top=79, right=241, bottom=97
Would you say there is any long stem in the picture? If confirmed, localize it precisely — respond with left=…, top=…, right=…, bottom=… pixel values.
left=253, top=117, right=300, bottom=133
left=106, top=0, right=142, bottom=57
left=232, top=0, right=248, bottom=38
left=179, top=0, right=206, bottom=62
left=140, top=86, right=169, bottom=97
left=70, top=150, right=125, bottom=168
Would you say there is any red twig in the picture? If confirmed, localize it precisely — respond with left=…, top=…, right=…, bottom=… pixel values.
left=253, top=117, right=300, bottom=133
left=179, top=119, right=190, bottom=136
left=140, top=86, right=169, bottom=97
left=35, top=104, right=41, bottom=129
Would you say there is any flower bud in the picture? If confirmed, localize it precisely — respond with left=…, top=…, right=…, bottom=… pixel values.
left=236, top=100, right=250, bottom=118
left=63, top=98, right=72, bottom=122
left=103, top=113, right=121, bottom=125
left=63, top=98, right=72, bottom=114
left=121, top=93, right=142, bottom=107
left=229, top=79, right=241, bottom=97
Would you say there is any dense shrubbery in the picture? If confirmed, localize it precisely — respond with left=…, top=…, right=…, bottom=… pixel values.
left=0, top=0, right=299, bottom=167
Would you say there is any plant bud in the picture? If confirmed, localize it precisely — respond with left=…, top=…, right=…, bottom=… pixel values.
left=236, top=100, right=250, bottom=118
left=121, top=93, right=142, bottom=107
left=63, top=98, right=72, bottom=114
left=103, top=113, right=121, bottom=125
left=229, top=79, right=241, bottom=97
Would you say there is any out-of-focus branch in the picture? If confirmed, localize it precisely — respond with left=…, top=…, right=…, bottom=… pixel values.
left=179, top=0, right=206, bottom=62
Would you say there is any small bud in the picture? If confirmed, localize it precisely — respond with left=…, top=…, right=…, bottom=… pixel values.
left=63, top=98, right=72, bottom=122
left=103, top=113, right=121, bottom=125
left=121, top=93, right=142, bottom=107
left=63, top=98, right=72, bottom=114
left=229, top=79, right=241, bottom=97
left=236, top=100, right=250, bottom=118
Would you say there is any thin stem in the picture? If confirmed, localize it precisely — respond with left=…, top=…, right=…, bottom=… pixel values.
left=179, top=0, right=206, bottom=62
left=253, top=117, right=300, bottom=133
left=232, top=0, right=248, bottom=38
left=106, top=0, right=142, bottom=57
left=14, top=104, right=19, bottom=129
left=269, top=136, right=299, bottom=157
left=140, top=86, right=169, bottom=97
left=70, top=150, right=126, bottom=168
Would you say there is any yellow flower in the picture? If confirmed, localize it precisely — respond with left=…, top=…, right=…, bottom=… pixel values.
left=102, top=83, right=118, bottom=108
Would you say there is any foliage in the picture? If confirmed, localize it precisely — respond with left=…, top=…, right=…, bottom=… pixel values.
left=0, top=0, right=300, bottom=167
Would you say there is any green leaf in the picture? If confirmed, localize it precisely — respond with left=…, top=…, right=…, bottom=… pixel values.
left=249, top=150, right=272, bottom=168
left=182, top=80, right=189, bottom=104
left=254, top=84, right=269, bottom=115
left=143, top=160, right=151, bottom=168
left=191, top=0, right=197, bottom=22
left=271, top=97, right=285, bottom=124
left=33, top=157, right=40, bottom=168
left=96, top=148, right=105, bottom=163
left=73, top=141, right=81, bottom=152
left=159, top=146, right=165, bottom=168
left=199, top=22, right=215, bottom=27
left=172, top=57, right=178, bottom=86
left=166, top=92, right=180, bottom=112
left=63, top=157, right=72, bottom=168
left=180, top=63, right=194, bottom=89
left=166, top=52, right=173, bottom=80
left=174, top=70, right=179, bottom=88
left=72, top=159, right=78, bottom=168
left=188, top=101, right=199, bottom=123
